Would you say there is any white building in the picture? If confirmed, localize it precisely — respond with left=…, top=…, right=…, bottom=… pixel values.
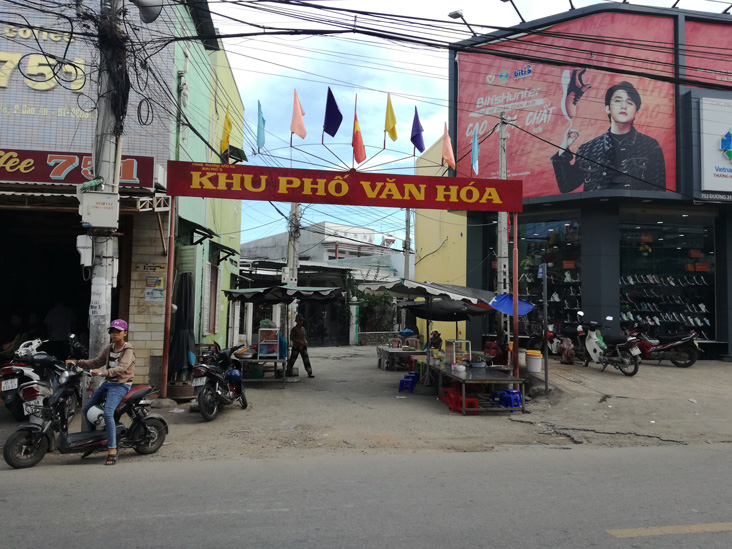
left=241, top=221, right=402, bottom=263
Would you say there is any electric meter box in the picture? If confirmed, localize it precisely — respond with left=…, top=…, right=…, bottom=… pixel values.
left=79, top=192, right=119, bottom=229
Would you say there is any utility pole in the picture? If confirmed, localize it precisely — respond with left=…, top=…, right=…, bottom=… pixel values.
left=82, top=0, right=125, bottom=415
left=496, top=112, right=509, bottom=349
left=81, top=0, right=162, bottom=409
left=401, top=207, right=411, bottom=330
left=281, top=202, right=301, bottom=336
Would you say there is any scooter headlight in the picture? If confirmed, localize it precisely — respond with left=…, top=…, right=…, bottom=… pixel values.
left=59, top=371, right=70, bottom=385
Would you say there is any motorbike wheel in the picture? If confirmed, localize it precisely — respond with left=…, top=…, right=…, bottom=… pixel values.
left=238, top=383, right=248, bottom=409
left=133, top=417, right=167, bottom=455
left=198, top=385, right=219, bottom=421
left=6, top=399, right=27, bottom=422
left=617, top=351, right=640, bottom=377
left=65, top=394, right=78, bottom=426
left=3, top=430, right=48, bottom=469
left=670, top=345, right=697, bottom=368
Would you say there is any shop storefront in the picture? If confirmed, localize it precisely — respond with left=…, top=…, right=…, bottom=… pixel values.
left=454, top=5, right=732, bottom=357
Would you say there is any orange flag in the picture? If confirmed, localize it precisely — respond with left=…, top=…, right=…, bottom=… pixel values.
left=290, top=89, right=306, bottom=139
left=442, top=123, right=456, bottom=170
left=352, top=96, right=366, bottom=164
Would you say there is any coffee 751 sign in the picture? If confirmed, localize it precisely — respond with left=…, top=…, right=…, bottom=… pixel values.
left=167, top=162, right=523, bottom=212
left=0, top=148, right=154, bottom=187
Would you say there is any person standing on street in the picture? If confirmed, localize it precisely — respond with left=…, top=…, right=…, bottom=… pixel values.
left=287, top=314, right=313, bottom=378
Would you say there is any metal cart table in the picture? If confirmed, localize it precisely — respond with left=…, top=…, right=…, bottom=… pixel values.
left=429, top=363, right=525, bottom=415
left=239, top=358, right=288, bottom=387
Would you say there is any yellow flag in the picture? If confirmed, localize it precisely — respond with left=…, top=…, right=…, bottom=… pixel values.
left=220, top=106, right=232, bottom=154
left=385, top=93, right=397, bottom=141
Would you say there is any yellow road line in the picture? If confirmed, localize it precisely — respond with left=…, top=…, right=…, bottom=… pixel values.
left=608, top=522, right=732, bottom=538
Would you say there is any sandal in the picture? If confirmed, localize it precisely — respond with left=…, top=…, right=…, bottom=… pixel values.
left=105, top=451, right=118, bottom=466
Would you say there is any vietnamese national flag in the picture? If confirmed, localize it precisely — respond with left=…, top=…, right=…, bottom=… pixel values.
left=352, top=96, right=366, bottom=164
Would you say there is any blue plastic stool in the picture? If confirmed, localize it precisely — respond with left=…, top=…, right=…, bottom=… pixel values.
left=398, top=378, right=414, bottom=393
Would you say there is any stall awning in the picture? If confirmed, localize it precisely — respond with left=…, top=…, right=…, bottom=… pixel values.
left=360, top=278, right=495, bottom=305
left=397, top=299, right=494, bottom=322
left=224, top=285, right=342, bottom=304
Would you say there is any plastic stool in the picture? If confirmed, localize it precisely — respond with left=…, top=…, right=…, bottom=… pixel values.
left=492, top=389, right=522, bottom=412
left=451, top=396, right=480, bottom=414
left=444, top=388, right=461, bottom=406
left=398, top=378, right=414, bottom=393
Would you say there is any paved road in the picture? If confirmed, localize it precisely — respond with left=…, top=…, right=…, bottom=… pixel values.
left=3, top=444, right=732, bottom=548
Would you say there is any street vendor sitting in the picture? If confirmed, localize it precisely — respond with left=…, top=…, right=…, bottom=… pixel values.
left=429, top=330, right=442, bottom=350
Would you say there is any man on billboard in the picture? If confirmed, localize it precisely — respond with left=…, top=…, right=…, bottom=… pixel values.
left=551, top=80, right=666, bottom=193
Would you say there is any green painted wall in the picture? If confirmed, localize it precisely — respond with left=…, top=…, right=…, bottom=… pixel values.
left=170, top=14, right=244, bottom=346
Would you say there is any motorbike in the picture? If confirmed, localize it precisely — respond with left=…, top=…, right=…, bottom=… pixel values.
left=192, top=344, right=249, bottom=421
left=0, top=336, right=86, bottom=421
left=3, top=357, right=167, bottom=469
left=627, top=323, right=701, bottom=368
left=527, top=323, right=561, bottom=355
left=578, top=312, right=642, bottom=376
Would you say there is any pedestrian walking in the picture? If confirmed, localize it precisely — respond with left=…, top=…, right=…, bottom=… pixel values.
left=287, top=314, right=313, bottom=378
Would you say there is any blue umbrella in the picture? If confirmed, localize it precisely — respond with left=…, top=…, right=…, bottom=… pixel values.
left=488, top=293, right=535, bottom=316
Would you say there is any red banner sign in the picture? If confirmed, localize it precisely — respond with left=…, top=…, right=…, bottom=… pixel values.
left=0, top=148, right=154, bottom=187
left=166, top=162, right=523, bottom=212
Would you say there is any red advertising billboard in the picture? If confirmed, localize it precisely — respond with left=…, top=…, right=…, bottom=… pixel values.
left=685, top=21, right=732, bottom=88
left=0, top=148, right=154, bottom=187
left=167, top=161, right=523, bottom=212
left=457, top=12, right=676, bottom=198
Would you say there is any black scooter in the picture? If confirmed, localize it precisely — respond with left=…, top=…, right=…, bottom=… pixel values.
left=3, top=357, right=168, bottom=469
left=192, top=344, right=249, bottom=421
left=0, top=336, right=87, bottom=421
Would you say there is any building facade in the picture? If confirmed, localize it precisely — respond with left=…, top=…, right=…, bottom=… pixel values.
left=444, top=4, right=732, bottom=357
left=0, top=1, right=244, bottom=382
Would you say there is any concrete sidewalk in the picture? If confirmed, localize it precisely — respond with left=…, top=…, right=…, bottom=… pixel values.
left=524, top=355, right=732, bottom=445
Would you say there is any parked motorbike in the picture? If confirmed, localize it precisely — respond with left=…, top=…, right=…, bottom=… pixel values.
left=0, top=336, right=86, bottom=421
left=628, top=323, right=701, bottom=368
left=527, top=323, right=561, bottom=355
left=578, top=312, right=641, bottom=376
left=3, top=360, right=167, bottom=469
left=192, top=344, right=249, bottom=421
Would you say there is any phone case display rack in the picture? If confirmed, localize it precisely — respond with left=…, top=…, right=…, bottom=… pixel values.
left=257, top=328, right=280, bottom=359
left=444, top=340, right=471, bottom=365
left=619, top=274, right=713, bottom=340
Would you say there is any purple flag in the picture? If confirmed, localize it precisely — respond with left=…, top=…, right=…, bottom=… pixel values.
left=323, top=87, right=343, bottom=138
left=410, top=107, right=425, bottom=153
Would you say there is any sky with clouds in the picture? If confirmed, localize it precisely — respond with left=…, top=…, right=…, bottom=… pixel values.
left=208, top=0, right=718, bottom=249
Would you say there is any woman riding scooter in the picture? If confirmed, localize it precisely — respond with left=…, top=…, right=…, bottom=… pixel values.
left=66, top=319, right=135, bottom=466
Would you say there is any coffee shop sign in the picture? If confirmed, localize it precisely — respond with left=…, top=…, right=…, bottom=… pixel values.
left=167, top=162, right=523, bottom=212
